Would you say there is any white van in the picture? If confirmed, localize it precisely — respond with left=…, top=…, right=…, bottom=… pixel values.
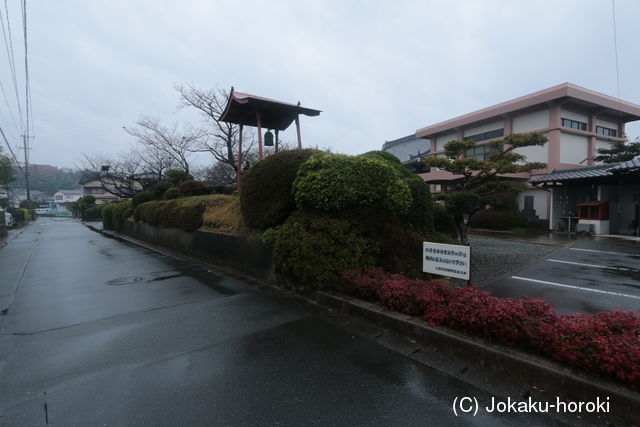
left=35, top=208, right=49, bottom=215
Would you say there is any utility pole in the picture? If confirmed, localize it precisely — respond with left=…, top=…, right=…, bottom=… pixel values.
left=23, top=0, right=31, bottom=204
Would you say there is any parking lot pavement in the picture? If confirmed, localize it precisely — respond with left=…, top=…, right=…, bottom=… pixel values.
left=483, top=237, right=640, bottom=314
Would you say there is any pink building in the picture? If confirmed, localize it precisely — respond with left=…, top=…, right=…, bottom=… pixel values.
left=414, top=83, right=640, bottom=225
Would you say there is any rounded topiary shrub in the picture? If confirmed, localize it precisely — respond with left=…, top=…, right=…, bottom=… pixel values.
left=132, top=191, right=155, bottom=209
left=163, top=187, right=179, bottom=200
left=134, top=200, right=171, bottom=226
left=165, top=170, right=193, bottom=186
left=178, top=180, right=209, bottom=196
left=240, top=148, right=319, bottom=231
left=293, top=153, right=412, bottom=215
left=173, top=203, right=205, bottom=231
left=261, top=227, right=279, bottom=248
left=112, top=200, right=132, bottom=231
left=152, top=181, right=174, bottom=199
left=361, top=151, right=434, bottom=235
left=273, top=211, right=377, bottom=291
left=361, top=150, right=402, bottom=165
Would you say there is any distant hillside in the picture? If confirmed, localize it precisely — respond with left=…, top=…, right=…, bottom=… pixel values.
left=12, top=164, right=81, bottom=195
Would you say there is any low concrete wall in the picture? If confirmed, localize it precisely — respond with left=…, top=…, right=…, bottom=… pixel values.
left=318, top=291, right=640, bottom=425
left=119, top=221, right=274, bottom=281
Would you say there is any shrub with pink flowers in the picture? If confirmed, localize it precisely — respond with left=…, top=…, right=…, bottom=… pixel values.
left=340, top=267, right=640, bottom=390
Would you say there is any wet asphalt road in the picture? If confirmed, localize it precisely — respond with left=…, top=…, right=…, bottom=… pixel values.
left=484, top=237, right=640, bottom=314
left=0, top=218, right=568, bottom=426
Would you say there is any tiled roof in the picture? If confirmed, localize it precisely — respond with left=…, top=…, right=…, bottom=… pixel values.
left=529, top=156, right=640, bottom=184
left=608, top=156, right=640, bottom=172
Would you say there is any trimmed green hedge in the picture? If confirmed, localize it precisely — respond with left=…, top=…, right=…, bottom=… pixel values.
left=112, top=200, right=132, bottom=231
left=261, top=227, right=279, bottom=248
left=361, top=150, right=402, bottom=164
left=178, top=180, right=209, bottom=196
left=293, top=153, right=412, bottom=215
left=84, top=205, right=104, bottom=221
left=273, top=211, right=377, bottom=290
left=132, top=191, right=155, bottom=209
left=256, top=150, right=438, bottom=288
left=361, top=152, right=434, bottom=235
left=102, top=204, right=114, bottom=230
left=469, top=209, right=527, bottom=230
left=134, top=195, right=228, bottom=232
left=240, top=148, right=319, bottom=230
left=163, top=187, right=179, bottom=200
left=152, top=181, right=174, bottom=199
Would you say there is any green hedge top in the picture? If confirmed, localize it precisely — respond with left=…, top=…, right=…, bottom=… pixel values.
left=132, top=191, right=155, bottom=209
left=293, top=153, right=412, bottom=215
left=134, top=194, right=233, bottom=232
left=361, top=150, right=402, bottom=165
left=178, top=180, right=209, bottom=196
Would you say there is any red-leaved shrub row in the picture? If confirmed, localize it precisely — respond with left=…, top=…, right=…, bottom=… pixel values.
left=340, top=267, right=640, bottom=389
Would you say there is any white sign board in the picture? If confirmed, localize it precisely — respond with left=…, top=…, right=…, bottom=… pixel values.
left=423, top=242, right=470, bottom=280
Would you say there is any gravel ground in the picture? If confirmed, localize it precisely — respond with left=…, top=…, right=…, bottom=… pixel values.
left=461, top=237, right=561, bottom=286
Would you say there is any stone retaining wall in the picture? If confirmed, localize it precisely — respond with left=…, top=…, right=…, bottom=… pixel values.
left=119, top=221, right=274, bottom=281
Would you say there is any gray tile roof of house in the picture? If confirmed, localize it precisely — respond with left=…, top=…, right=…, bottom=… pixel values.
left=608, top=155, right=640, bottom=172
left=529, top=156, right=640, bottom=184
left=382, top=134, right=430, bottom=163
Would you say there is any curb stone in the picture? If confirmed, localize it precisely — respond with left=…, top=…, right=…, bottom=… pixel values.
left=316, top=290, right=640, bottom=425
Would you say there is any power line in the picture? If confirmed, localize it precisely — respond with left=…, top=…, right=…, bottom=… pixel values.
left=0, top=124, right=23, bottom=172
left=0, top=76, right=21, bottom=132
left=611, top=0, right=621, bottom=101
left=0, top=0, right=24, bottom=132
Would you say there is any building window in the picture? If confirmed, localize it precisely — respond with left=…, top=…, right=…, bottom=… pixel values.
left=85, top=187, right=105, bottom=195
left=55, top=195, right=63, bottom=201
left=561, top=118, right=587, bottom=131
left=596, top=126, right=617, bottom=137
left=464, top=128, right=504, bottom=143
left=465, top=144, right=499, bottom=161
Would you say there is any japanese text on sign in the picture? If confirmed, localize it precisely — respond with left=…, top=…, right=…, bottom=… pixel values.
left=423, top=242, right=470, bottom=280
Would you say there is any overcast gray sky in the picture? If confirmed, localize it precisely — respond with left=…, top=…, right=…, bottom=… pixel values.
left=1, top=0, right=639, bottom=169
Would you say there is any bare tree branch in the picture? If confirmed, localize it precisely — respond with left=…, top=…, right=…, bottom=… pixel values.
left=124, top=115, right=204, bottom=175
left=78, top=152, right=146, bottom=198
left=175, top=83, right=256, bottom=181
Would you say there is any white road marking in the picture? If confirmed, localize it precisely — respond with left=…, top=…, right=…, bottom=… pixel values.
left=547, top=258, right=640, bottom=272
left=547, top=259, right=616, bottom=270
left=570, top=247, right=639, bottom=256
left=511, top=276, right=640, bottom=300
